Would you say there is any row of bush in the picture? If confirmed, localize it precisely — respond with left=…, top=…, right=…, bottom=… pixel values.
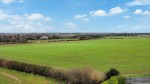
left=0, top=59, right=66, bottom=81
left=0, top=59, right=120, bottom=84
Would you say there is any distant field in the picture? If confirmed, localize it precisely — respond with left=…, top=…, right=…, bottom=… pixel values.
left=0, top=37, right=150, bottom=74
left=28, top=39, right=78, bottom=43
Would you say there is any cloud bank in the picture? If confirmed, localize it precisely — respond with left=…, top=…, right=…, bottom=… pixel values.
left=0, top=9, right=53, bottom=33
left=90, top=7, right=127, bottom=16
left=127, top=0, right=150, bottom=6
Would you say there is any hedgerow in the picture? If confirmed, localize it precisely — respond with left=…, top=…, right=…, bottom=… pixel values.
left=0, top=59, right=120, bottom=84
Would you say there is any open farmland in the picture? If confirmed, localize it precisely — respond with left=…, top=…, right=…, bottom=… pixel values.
left=0, top=37, right=150, bottom=75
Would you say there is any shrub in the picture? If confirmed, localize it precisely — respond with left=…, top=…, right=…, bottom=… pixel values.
left=105, top=68, right=120, bottom=80
left=4, top=61, right=27, bottom=72
left=0, top=59, right=5, bottom=66
left=118, top=76, right=125, bottom=84
left=50, top=69, right=67, bottom=80
left=101, top=76, right=125, bottom=84
left=66, top=67, right=105, bottom=84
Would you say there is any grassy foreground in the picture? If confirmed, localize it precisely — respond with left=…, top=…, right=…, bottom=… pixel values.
left=0, top=68, right=60, bottom=84
left=0, top=73, right=19, bottom=84
left=102, top=76, right=125, bottom=84
left=0, top=37, right=150, bottom=74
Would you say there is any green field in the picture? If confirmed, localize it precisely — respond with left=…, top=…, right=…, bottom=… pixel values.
left=0, top=37, right=150, bottom=75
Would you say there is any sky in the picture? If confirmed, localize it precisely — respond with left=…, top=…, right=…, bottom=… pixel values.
left=0, top=0, right=150, bottom=33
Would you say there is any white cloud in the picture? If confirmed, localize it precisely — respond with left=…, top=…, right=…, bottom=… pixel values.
left=90, top=10, right=107, bottom=16
left=36, top=22, right=44, bottom=26
left=75, top=14, right=90, bottom=22
left=27, top=13, right=53, bottom=21
left=0, top=0, right=14, bottom=4
left=123, top=15, right=131, bottom=19
left=43, top=17, right=52, bottom=21
left=0, top=9, right=54, bottom=33
left=127, top=0, right=150, bottom=6
left=109, top=7, right=127, bottom=15
left=134, top=9, right=150, bottom=15
left=90, top=7, right=127, bottom=17
left=27, top=14, right=43, bottom=20
left=134, top=9, right=143, bottom=14
left=63, top=22, right=77, bottom=29
left=143, top=11, right=150, bottom=15
left=0, top=24, right=53, bottom=33
left=0, top=10, right=8, bottom=20
left=0, top=0, right=24, bottom=4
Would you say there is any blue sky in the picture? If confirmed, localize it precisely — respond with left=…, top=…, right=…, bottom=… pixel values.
left=0, top=0, right=150, bottom=33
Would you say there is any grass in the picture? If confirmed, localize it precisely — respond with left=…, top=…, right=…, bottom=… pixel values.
left=0, top=68, right=62, bottom=84
left=0, top=73, right=19, bottom=84
left=0, top=37, right=150, bottom=74
left=123, top=73, right=150, bottom=77
left=102, top=76, right=125, bottom=84
left=102, top=73, right=150, bottom=84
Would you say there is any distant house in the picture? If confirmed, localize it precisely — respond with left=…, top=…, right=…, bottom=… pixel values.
left=40, top=36, right=49, bottom=40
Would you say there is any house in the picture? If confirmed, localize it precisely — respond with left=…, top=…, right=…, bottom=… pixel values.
left=40, top=36, right=49, bottom=40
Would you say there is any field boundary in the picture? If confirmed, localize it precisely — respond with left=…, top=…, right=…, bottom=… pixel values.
left=122, top=73, right=150, bottom=77
left=0, top=71, right=21, bottom=84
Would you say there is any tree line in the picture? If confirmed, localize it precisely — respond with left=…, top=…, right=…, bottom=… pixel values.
left=0, top=34, right=27, bottom=43
left=0, top=33, right=149, bottom=43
